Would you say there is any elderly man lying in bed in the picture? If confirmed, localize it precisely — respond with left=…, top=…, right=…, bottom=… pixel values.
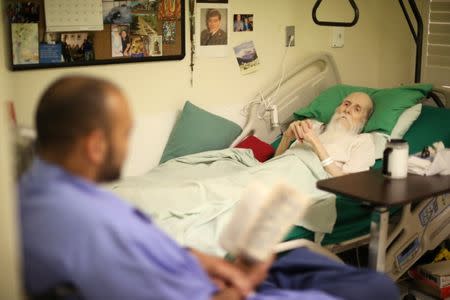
left=275, top=92, right=375, bottom=177
left=108, top=92, right=377, bottom=258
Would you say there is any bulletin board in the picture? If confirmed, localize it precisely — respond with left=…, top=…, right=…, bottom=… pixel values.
left=7, top=0, right=185, bottom=71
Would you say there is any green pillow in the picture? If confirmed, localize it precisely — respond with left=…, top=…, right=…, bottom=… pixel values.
left=160, top=101, right=242, bottom=163
left=294, top=84, right=432, bottom=134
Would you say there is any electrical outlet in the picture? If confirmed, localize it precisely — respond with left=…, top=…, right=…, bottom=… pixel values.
left=331, top=27, right=344, bottom=48
left=285, top=26, right=295, bottom=47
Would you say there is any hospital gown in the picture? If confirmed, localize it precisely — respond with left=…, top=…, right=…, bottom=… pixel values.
left=19, top=158, right=398, bottom=300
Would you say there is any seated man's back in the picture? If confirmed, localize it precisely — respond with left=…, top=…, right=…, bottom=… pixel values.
left=20, top=158, right=215, bottom=299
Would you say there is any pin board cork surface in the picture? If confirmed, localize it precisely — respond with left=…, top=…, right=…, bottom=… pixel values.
left=7, top=0, right=185, bottom=71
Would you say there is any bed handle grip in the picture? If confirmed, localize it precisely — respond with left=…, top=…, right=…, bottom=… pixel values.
left=312, top=0, right=359, bottom=27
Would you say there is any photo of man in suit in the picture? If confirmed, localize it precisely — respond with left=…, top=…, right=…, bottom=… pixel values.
left=200, top=8, right=227, bottom=46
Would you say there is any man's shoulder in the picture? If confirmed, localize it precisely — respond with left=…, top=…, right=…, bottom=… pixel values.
left=20, top=170, right=122, bottom=227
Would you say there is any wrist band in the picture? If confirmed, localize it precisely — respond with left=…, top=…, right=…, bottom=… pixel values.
left=321, top=157, right=334, bottom=167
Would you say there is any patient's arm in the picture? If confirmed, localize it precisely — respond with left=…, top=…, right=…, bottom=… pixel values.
left=308, top=136, right=347, bottom=177
left=274, top=133, right=294, bottom=156
left=275, top=120, right=312, bottom=156
left=296, top=121, right=347, bottom=177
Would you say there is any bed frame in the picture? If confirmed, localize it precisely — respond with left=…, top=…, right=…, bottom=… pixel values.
left=231, top=52, right=341, bottom=146
left=228, top=52, right=449, bottom=281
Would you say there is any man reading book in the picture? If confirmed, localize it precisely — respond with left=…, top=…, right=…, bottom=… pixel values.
left=275, top=92, right=376, bottom=177
left=19, top=76, right=398, bottom=300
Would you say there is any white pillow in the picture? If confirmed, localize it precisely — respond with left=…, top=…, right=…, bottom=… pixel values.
left=391, top=103, right=422, bottom=139
left=371, top=104, right=422, bottom=159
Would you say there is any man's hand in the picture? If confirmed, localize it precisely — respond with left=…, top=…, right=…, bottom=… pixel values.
left=295, top=120, right=320, bottom=146
left=285, top=120, right=317, bottom=144
left=189, top=249, right=253, bottom=297
left=234, top=255, right=273, bottom=288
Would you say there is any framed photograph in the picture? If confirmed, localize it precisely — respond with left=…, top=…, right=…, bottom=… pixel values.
left=9, top=0, right=186, bottom=71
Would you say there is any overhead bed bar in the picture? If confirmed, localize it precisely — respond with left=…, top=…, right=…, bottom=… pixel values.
left=311, top=0, right=445, bottom=108
left=312, top=0, right=359, bottom=27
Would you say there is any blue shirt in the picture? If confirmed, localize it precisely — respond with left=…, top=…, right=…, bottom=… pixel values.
left=19, top=158, right=338, bottom=300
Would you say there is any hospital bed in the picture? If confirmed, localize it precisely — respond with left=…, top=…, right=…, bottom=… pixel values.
left=14, top=53, right=448, bottom=283
left=226, top=52, right=450, bottom=280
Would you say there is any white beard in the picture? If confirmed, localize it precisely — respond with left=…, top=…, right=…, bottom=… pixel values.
left=319, top=112, right=364, bottom=144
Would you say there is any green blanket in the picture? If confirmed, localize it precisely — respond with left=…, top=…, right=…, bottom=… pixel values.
left=109, top=147, right=336, bottom=256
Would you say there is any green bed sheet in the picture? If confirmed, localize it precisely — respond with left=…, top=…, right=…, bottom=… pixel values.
left=276, top=105, right=450, bottom=245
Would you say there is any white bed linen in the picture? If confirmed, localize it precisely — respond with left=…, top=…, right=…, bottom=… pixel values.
left=108, top=148, right=336, bottom=256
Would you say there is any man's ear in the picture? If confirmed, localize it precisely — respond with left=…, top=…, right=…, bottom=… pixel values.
left=84, top=129, right=107, bottom=165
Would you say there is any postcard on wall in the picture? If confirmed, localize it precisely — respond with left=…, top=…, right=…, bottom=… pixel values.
left=150, top=35, right=163, bottom=56
left=11, top=23, right=39, bottom=65
left=233, top=14, right=253, bottom=32
left=130, top=35, right=148, bottom=57
left=195, top=5, right=228, bottom=57
left=233, top=41, right=260, bottom=75
left=6, top=1, right=40, bottom=23
left=111, top=24, right=131, bottom=57
left=39, top=43, right=62, bottom=64
left=158, top=0, right=182, bottom=20
left=162, top=21, right=176, bottom=44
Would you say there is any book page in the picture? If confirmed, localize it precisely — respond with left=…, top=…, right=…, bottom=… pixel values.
left=220, top=182, right=308, bottom=262
left=219, top=183, right=268, bottom=257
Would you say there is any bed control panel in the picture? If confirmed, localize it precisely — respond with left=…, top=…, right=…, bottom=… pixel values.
left=396, top=236, right=420, bottom=270
left=419, top=197, right=440, bottom=227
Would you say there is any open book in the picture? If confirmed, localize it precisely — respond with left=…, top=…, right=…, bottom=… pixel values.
left=219, top=182, right=309, bottom=262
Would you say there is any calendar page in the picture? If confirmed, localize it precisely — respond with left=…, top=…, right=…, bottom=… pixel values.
left=45, top=0, right=104, bottom=32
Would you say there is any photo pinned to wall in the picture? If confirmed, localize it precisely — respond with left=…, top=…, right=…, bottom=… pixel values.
left=6, top=1, right=40, bottom=23
left=103, top=1, right=133, bottom=24
left=150, top=35, right=163, bottom=56
left=111, top=24, right=131, bottom=57
left=200, top=8, right=227, bottom=46
left=39, top=32, right=63, bottom=64
left=233, top=41, right=259, bottom=75
left=130, top=1, right=158, bottom=36
left=105, top=0, right=164, bottom=59
left=12, top=23, right=39, bottom=65
left=129, top=35, right=149, bottom=57
left=158, top=0, right=182, bottom=20
left=196, top=5, right=228, bottom=57
left=233, top=14, right=253, bottom=32
left=60, top=32, right=95, bottom=63
left=162, top=21, right=176, bottom=44
left=9, top=0, right=185, bottom=70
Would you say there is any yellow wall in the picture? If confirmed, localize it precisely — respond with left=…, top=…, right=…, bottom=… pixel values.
left=2, top=0, right=416, bottom=126
left=0, top=0, right=12, bottom=103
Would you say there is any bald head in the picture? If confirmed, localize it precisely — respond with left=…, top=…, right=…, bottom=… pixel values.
left=36, top=76, right=123, bottom=151
left=345, top=92, right=374, bottom=121
left=329, top=92, right=374, bottom=134
left=36, top=75, right=132, bottom=182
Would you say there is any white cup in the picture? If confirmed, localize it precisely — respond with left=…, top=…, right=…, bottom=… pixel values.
left=382, top=139, right=409, bottom=179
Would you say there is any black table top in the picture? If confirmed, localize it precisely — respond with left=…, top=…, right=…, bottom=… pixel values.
left=317, top=169, right=450, bottom=207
